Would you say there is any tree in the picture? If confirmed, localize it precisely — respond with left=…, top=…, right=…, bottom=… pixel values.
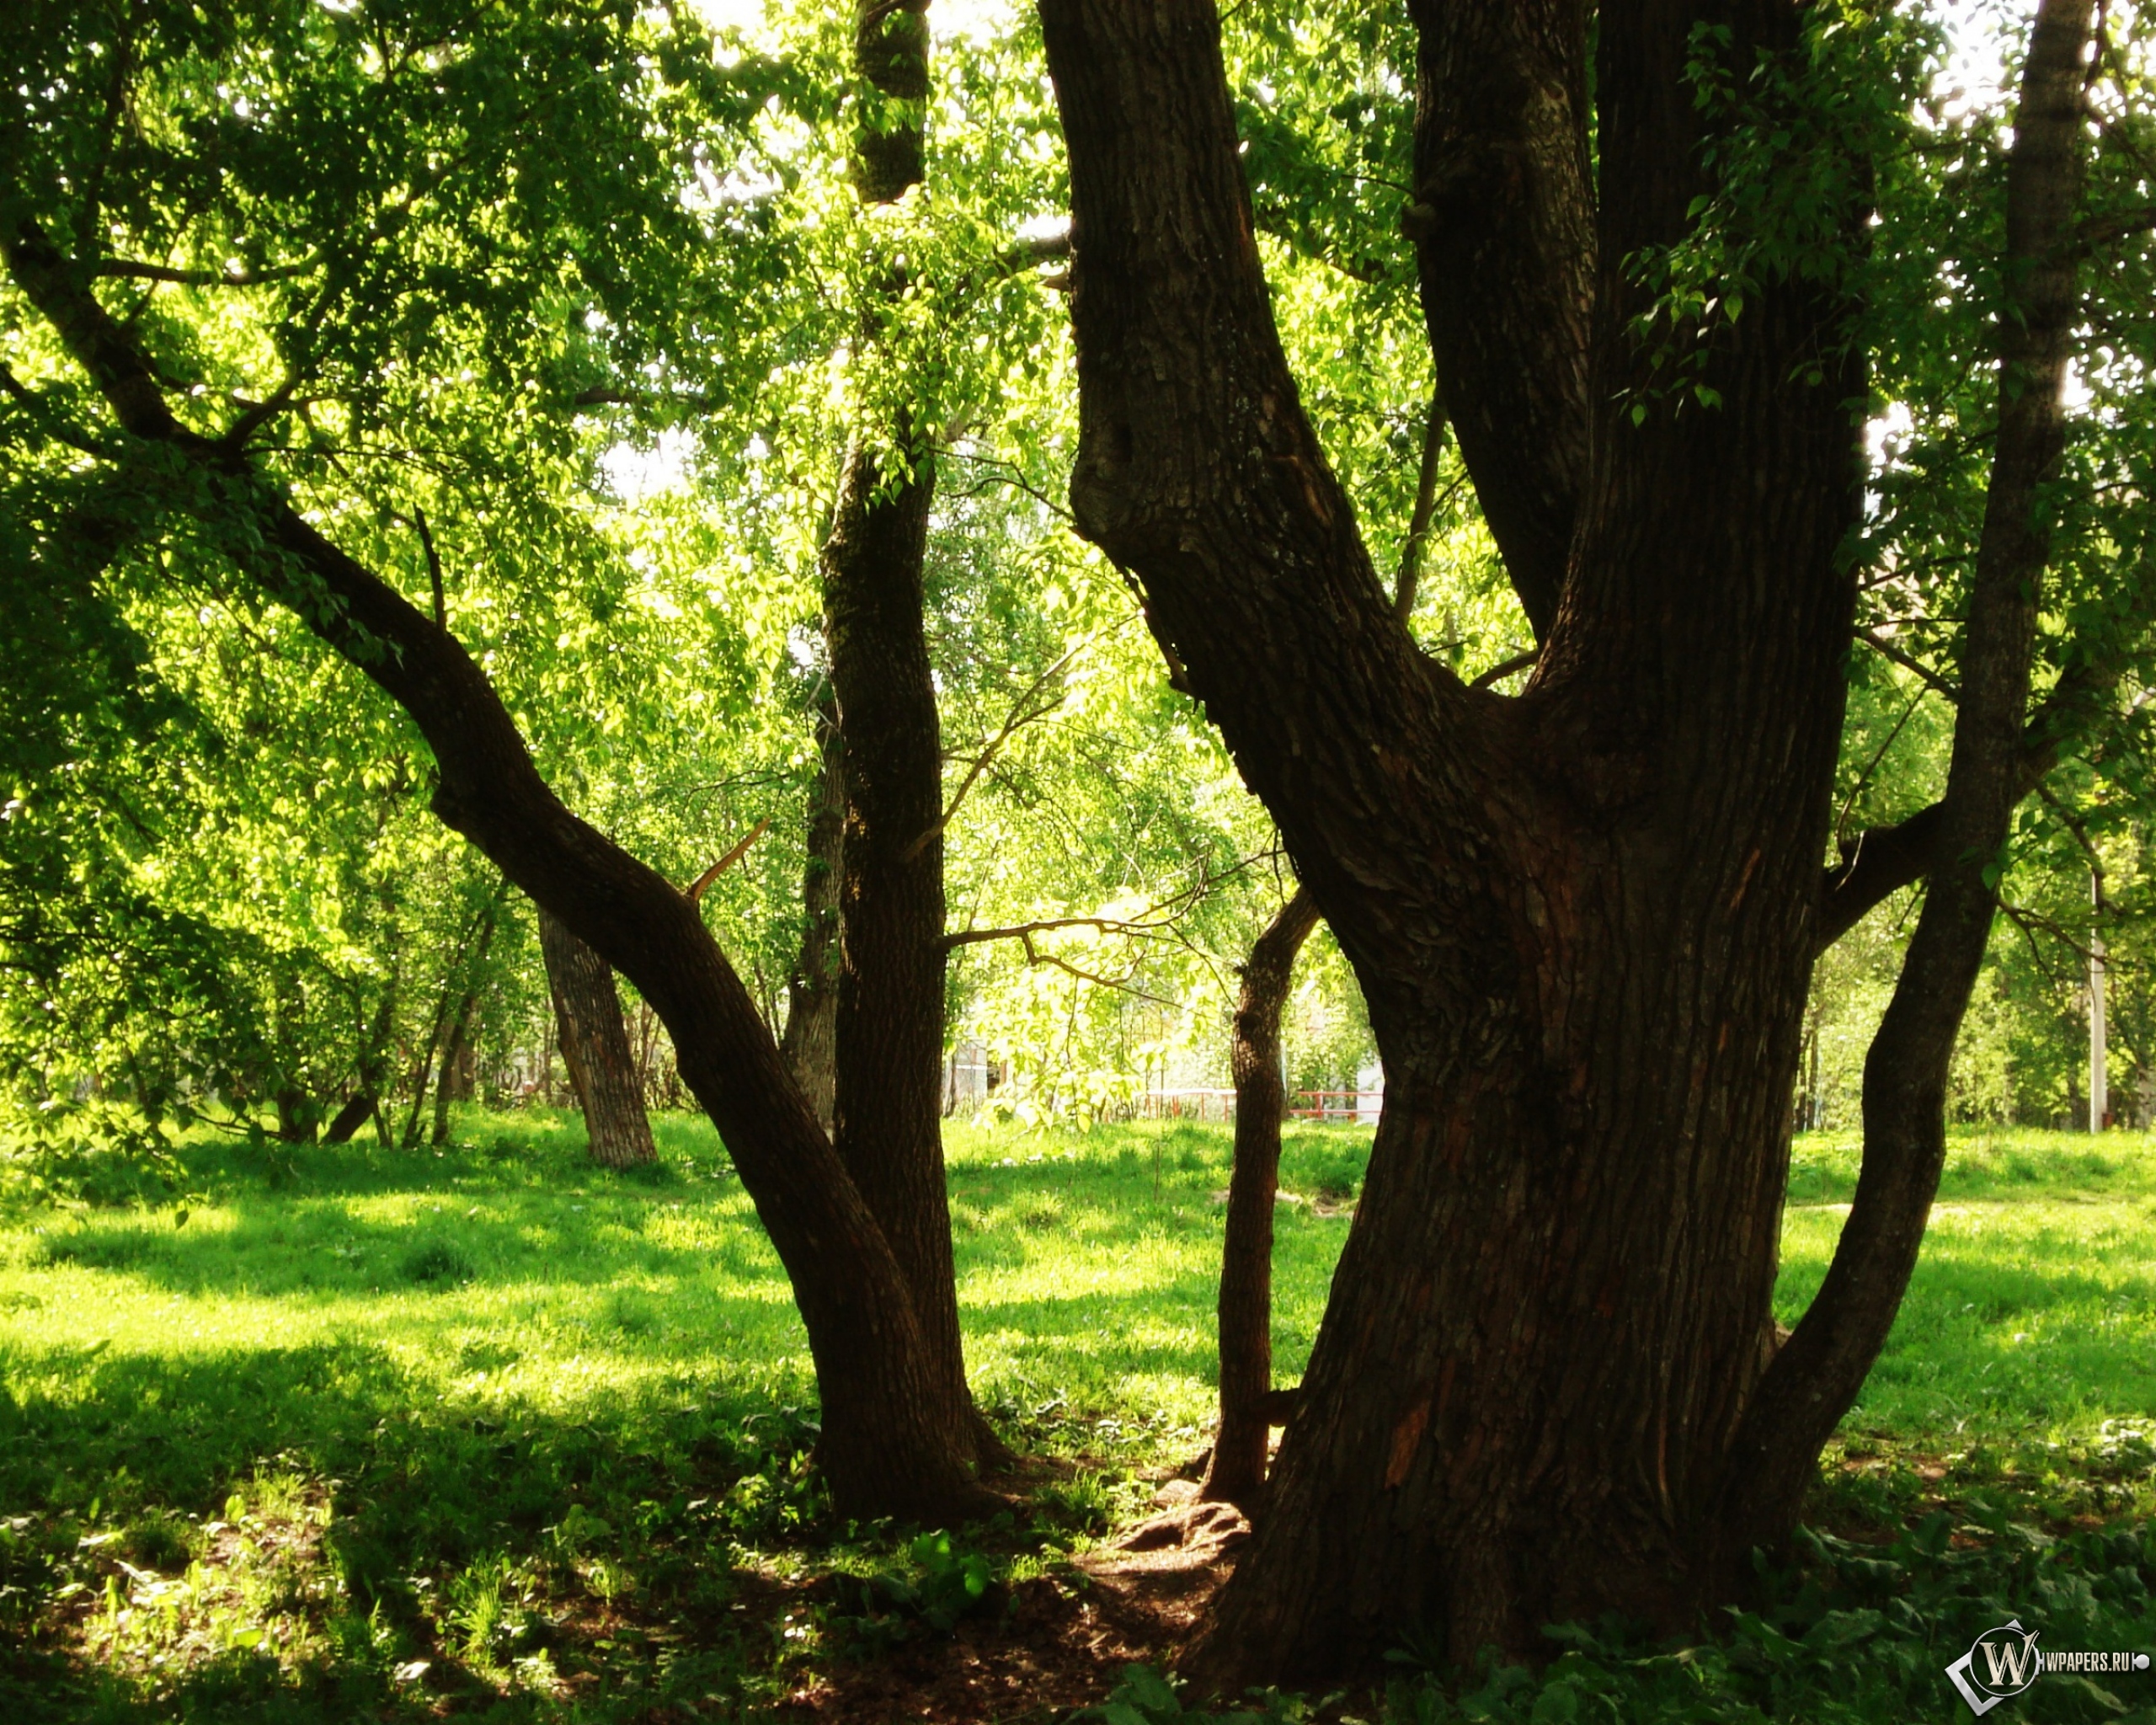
left=537, top=905, right=656, bottom=1168
left=1036, top=0, right=2151, bottom=1680
left=1200, top=885, right=1318, bottom=1508
left=2, top=0, right=1001, bottom=1521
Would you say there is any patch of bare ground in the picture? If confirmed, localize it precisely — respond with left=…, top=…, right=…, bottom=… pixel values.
left=776, top=1489, right=1249, bottom=1723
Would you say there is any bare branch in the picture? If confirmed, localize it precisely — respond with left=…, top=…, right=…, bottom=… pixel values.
left=1855, top=628, right=1960, bottom=702
left=941, top=913, right=1167, bottom=952
left=93, top=257, right=318, bottom=287
left=686, top=816, right=773, bottom=902
left=1469, top=647, right=1539, bottom=691
left=901, top=641, right=1086, bottom=862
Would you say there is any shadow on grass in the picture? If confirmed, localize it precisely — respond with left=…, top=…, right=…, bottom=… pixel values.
left=0, top=1338, right=819, bottom=1722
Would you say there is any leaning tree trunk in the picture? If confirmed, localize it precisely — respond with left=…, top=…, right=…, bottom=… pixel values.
left=1034, top=0, right=2103, bottom=1683
left=1201, top=888, right=1320, bottom=1507
left=780, top=690, right=845, bottom=1133
left=539, top=905, right=657, bottom=1168
left=8, top=209, right=994, bottom=1528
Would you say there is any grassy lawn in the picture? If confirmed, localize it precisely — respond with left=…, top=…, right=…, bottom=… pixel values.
left=2, top=1117, right=2153, bottom=1721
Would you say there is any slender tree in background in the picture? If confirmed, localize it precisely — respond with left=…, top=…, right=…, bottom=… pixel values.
left=815, top=0, right=1001, bottom=1466
left=1199, top=885, right=1318, bottom=1508
left=537, top=906, right=656, bottom=1168
left=1038, top=0, right=2132, bottom=1680
left=779, top=694, right=845, bottom=1134
left=1203, top=407, right=1443, bottom=1509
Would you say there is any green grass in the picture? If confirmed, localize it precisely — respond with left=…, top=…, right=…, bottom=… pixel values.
left=1, top=1115, right=2152, bottom=1721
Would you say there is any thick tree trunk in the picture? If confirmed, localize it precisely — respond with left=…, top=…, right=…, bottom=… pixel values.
left=1039, top=0, right=2092, bottom=1683
left=2, top=222, right=998, bottom=1523
left=538, top=905, right=657, bottom=1169
left=779, top=693, right=845, bottom=1133
left=1038, top=0, right=1896, bottom=1680
left=1201, top=888, right=1320, bottom=1507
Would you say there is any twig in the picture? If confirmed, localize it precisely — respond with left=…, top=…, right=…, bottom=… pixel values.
left=902, top=642, right=1086, bottom=862
left=1855, top=628, right=1960, bottom=703
left=686, top=817, right=773, bottom=902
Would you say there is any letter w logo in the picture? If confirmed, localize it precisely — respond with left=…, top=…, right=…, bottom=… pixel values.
left=1982, top=1636, right=2036, bottom=1690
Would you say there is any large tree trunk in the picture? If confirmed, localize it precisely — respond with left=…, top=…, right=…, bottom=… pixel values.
left=1037, top=0, right=2094, bottom=1683
left=1201, top=888, right=1320, bottom=1508
left=817, top=0, right=996, bottom=1466
left=779, top=692, right=845, bottom=1133
left=3, top=217, right=995, bottom=1525
left=538, top=905, right=657, bottom=1169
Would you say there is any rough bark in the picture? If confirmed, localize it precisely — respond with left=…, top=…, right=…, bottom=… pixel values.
left=4, top=218, right=991, bottom=1524
left=1041, top=0, right=1866, bottom=1678
left=817, top=0, right=995, bottom=1464
left=539, top=905, right=657, bottom=1169
left=779, top=692, right=845, bottom=1133
left=1200, top=887, right=1321, bottom=1508
left=1404, top=0, right=1593, bottom=639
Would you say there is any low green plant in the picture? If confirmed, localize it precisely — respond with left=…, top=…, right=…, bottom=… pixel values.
left=832, top=1529, right=1004, bottom=1652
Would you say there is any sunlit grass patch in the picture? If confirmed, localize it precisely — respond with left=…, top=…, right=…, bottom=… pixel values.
left=0, top=1114, right=2151, bottom=1718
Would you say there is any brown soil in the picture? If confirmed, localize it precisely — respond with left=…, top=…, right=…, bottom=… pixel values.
left=774, top=1493, right=1249, bottom=1723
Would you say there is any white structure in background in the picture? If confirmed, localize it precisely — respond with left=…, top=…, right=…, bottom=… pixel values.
left=944, top=1039, right=993, bottom=1115
left=2091, top=869, right=2108, bottom=1132
left=1355, top=1060, right=1384, bottom=1124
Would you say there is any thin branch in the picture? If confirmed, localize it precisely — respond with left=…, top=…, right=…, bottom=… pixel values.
left=1394, top=388, right=1448, bottom=623
left=1470, top=647, right=1540, bottom=690
left=93, top=257, right=318, bottom=287
left=1006, top=930, right=1181, bottom=1007
left=0, top=362, right=116, bottom=457
left=1855, top=628, right=1961, bottom=702
left=941, top=914, right=1168, bottom=952
left=414, top=505, right=446, bottom=629
left=901, top=641, right=1086, bottom=862
left=686, top=816, right=773, bottom=902
left=1835, top=686, right=1927, bottom=846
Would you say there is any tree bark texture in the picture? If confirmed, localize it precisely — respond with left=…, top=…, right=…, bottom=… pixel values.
left=1031, top=0, right=2077, bottom=1680
left=780, top=693, right=845, bottom=1134
left=1201, top=887, right=1321, bottom=1508
left=4, top=219, right=994, bottom=1525
left=816, top=0, right=993, bottom=1463
left=539, top=905, right=656, bottom=1168
left=1404, top=0, right=1592, bottom=640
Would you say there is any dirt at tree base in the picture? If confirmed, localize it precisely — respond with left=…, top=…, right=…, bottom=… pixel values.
left=776, top=1498, right=1249, bottom=1722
